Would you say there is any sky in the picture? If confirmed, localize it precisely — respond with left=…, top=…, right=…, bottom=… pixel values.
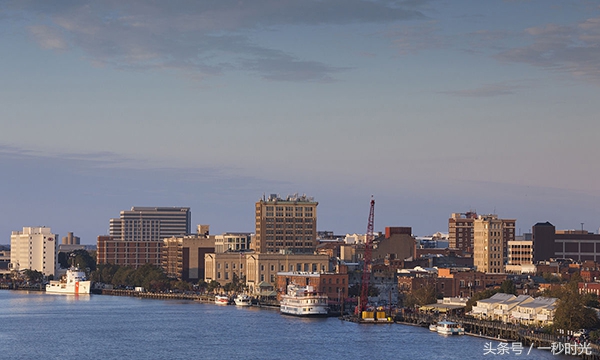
left=1, top=0, right=600, bottom=244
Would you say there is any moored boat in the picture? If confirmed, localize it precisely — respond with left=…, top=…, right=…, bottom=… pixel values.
left=234, top=294, right=252, bottom=307
left=215, top=294, right=230, bottom=305
left=435, top=321, right=464, bottom=335
left=280, top=284, right=328, bottom=317
left=46, top=267, right=91, bottom=294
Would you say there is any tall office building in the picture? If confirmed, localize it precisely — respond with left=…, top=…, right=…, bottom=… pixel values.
left=448, top=212, right=477, bottom=252
left=473, top=214, right=516, bottom=273
left=254, top=194, right=317, bottom=254
left=98, top=207, right=191, bottom=268
left=532, top=222, right=600, bottom=262
left=162, top=234, right=215, bottom=281
left=10, top=227, right=57, bottom=277
left=109, top=207, right=191, bottom=241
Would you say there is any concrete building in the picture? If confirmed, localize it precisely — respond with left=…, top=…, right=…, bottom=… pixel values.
left=371, top=227, right=415, bottom=263
left=473, top=214, right=516, bottom=273
left=506, top=240, right=535, bottom=274
left=97, top=235, right=162, bottom=268
left=448, top=211, right=478, bottom=252
left=98, top=207, right=191, bottom=268
left=10, top=227, right=57, bottom=277
left=532, top=222, right=600, bottom=262
left=0, top=248, right=11, bottom=275
left=532, top=222, right=556, bottom=262
left=205, top=252, right=330, bottom=292
left=61, top=232, right=80, bottom=245
left=162, top=234, right=215, bottom=281
left=214, top=233, right=251, bottom=253
left=109, top=207, right=191, bottom=241
left=254, top=194, right=317, bottom=254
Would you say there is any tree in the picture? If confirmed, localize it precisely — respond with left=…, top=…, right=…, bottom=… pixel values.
left=23, top=269, right=44, bottom=283
left=499, top=280, right=517, bottom=295
left=206, top=280, right=221, bottom=293
left=552, top=275, right=600, bottom=331
left=404, top=283, right=437, bottom=308
left=68, top=250, right=96, bottom=272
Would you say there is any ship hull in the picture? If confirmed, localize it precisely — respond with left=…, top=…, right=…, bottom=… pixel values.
left=46, top=280, right=92, bottom=294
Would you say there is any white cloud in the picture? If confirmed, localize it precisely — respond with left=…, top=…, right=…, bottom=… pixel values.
left=9, top=0, right=425, bottom=82
left=497, top=17, right=600, bottom=83
left=28, top=25, right=68, bottom=50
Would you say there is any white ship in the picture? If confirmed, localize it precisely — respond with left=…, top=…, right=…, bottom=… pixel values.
left=46, top=267, right=91, bottom=294
left=280, top=284, right=329, bottom=317
left=434, top=321, right=465, bottom=335
left=215, top=295, right=230, bottom=305
left=234, top=294, right=252, bottom=307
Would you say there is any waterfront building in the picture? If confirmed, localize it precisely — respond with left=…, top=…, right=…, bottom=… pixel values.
left=397, top=267, right=506, bottom=299
left=0, top=249, right=10, bottom=274
left=214, top=233, right=251, bottom=253
left=511, top=297, right=557, bottom=326
left=276, top=268, right=349, bottom=304
left=448, top=212, right=478, bottom=252
left=97, top=235, right=162, bottom=268
left=162, top=234, right=215, bottom=281
left=204, top=252, right=249, bottom=287
left=97, top=207, right=191, bottom=268
left=254, top=193, right=317, bottom=254
left=10, top=227, right=57, bottom=277
left=205, top=252, right=329, bottom=291
left=532, top=222, right=600, bottom=262
left=471, top=292, right=557, bottom=326
left=473, top=214, right=516, bottom=273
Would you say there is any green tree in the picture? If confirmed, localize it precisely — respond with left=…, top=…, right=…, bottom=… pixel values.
left=68, top=250, right=96, bottom=272
left=499, top=280, right=517, bottom=295
left=404, top=283, right=437, bottom=308
left=23, top=269, right=44, bottom=283
left=206, top=280, right=220, bottom=293
left=553, top=275, right=600, bottom=331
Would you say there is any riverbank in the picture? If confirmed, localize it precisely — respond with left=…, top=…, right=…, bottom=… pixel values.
left=395, top=312, right=600, bottom=359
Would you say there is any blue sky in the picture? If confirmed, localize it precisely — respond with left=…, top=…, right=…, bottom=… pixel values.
left=2, top=0, right=600, bottom=244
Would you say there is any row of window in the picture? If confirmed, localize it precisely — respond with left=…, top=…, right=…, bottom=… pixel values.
left=266, top=206, right=314, bottom=212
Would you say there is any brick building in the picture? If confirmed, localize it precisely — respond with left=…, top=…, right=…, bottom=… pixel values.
left=276, top=268, right=349, bottom=304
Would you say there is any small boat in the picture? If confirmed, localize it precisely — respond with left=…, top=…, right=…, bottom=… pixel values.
left=215, top=295, right=230, bottom=305
left=429, top=324, right=437, bottom=332
left=46, top=267, right=91, bottom=294
left=234, top=294, right=252, bottom=307
left=435, top=321, right=465, bottom=335
left=280, top=284, right=329, bottom=317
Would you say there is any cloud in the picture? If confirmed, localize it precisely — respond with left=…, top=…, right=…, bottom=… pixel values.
left=438, top=82, right=529, bottom=97
left=496, top=17, right=600, bottom=83
left=7, top=0, right=425, bottom=82
left=27, top=24, right=69, bottom=50
left=384, top=20, right=444, bottom=55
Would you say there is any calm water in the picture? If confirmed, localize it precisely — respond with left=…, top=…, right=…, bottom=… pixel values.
left=0, top=291, right=573, bottom=360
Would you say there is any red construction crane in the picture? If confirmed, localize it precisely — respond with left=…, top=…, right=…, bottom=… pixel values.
left=359, top=196, right=375, bottom=314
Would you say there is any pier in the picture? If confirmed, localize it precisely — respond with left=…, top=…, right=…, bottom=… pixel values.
left=395, top=312, right=600, bottom=359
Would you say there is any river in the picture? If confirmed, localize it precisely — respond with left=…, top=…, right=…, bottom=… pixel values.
left=0, top=291, right=575, bottom=360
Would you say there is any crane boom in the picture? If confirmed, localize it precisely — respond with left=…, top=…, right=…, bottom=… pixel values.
left=359, top=197, right=375, bottom=314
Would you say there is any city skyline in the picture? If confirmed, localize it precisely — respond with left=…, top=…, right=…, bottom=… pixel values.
left=1, top=1, right=599, bottom=244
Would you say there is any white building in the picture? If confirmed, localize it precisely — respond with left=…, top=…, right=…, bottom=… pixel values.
left=214, top=233, right=251, bottom=253
left=10, top=227, right=57, bottom=277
